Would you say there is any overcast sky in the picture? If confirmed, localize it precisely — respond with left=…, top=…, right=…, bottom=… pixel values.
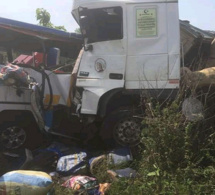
left=0, top=0, right=214, bottom=32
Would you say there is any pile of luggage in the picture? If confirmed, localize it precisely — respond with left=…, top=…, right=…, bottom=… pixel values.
left=0, top=142, right=137, bottom=195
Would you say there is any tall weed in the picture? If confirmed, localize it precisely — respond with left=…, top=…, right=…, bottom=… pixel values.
left=109, top=97, right=215, bottom=194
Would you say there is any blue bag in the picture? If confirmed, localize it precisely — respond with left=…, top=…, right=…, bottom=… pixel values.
left=56, top=152, right=87, bottom=176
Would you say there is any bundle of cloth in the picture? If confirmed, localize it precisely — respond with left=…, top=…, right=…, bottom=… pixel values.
left=0, top=64, right=29, bottom=87
left=181, top=66, right=215, bottom=89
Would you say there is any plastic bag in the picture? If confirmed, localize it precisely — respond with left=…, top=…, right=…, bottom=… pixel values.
left=56, top=152, right=87, bottom=176
left=62, top=175, right=99, bottom=195
left=0, top=170, right=53, bottom=195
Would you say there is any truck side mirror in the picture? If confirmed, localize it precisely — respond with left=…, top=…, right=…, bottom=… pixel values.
left=79, top=7, right=89, bottom=18
left=84, top=44, right=93, bottom=51
left=79, top=17, right=89, bottom=37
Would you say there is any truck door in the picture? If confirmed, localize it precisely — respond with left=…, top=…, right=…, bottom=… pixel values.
left=75, top=6, right=127, bottom=114
left=125, top=3, right=169, bottom=89
left=77, top=6, right=126, bottom=82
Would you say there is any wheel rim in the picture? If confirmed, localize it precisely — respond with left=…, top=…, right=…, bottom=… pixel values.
left=113, top=117, right=141, bottom=146
left=0, top=126, right=26, bottom=149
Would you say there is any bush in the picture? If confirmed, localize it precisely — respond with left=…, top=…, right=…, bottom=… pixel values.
left=108, top=98, right=215, bottom=194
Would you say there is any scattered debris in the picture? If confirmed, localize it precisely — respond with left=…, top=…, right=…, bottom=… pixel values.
left=182, top=97, right=204, bottom=122
left=98, top=183, right=111, bottom=195
left=89, top=147, right=133, bottom=175
left=107, top=168, right=137, bottom=180
left=62, top=175, right=99, bottom=195
left=0, top=142, right=137, bottom=194
left=56, top=151, right=87, bottom=176
left=0, top=170, right=53, bottom=195
left=0, top=64, right=30, bottom=87
left=89, top=155, right=106, bottom=175
left=107, top=147, right=133, bottom=165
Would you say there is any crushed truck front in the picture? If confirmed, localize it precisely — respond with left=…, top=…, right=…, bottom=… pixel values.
left=71, top=0, right=180, bottom=115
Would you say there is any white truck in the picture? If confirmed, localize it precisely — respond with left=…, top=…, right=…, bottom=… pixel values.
left=0, top=0, right=180, bottom=150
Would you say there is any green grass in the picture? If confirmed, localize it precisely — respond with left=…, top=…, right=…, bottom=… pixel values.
left=106, top=98, right=215, bottom=195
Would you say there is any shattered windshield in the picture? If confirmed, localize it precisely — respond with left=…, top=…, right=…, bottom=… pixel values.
left=80, top=7, right=123, bottom=43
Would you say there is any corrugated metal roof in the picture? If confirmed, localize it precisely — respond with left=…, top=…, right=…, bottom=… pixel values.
left=0, top=17, right=82, bottom=42
left=0, top=17, right=82, bottom=58
left=180, top=20, right=214, bottom=41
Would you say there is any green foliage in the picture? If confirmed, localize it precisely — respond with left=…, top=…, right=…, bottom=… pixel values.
left=36, top=8, right=52, bottom=27
left=51, top=93, right=215, bottom=194
left=75, top=28, right=81, bottom=34
left=36, top=8, right=67, bottom=31
left=54, top=183, right=76, bottom=195
left=108, top=99, right=215, bottom=195
left=55, top=26, right=67, bottom=32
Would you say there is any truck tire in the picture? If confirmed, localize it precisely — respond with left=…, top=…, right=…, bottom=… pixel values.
left=0, top=122, right=27, bottom=151
left=101, top=107, right=142, bottom=147
left=0, top=111, right=48, bottom=151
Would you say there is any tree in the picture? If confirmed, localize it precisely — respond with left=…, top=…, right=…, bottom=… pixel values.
left=36, top=8, right=53, bottom=28
left=75, top=28, right=81, bottom=34
left=36, top=8, right=67, bottom=31
left=55, top=26, right=67, bottom=32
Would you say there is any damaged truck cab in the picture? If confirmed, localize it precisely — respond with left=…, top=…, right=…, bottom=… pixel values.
left=71, top=0, right=180, bottom=144
left=72, top=0, right=180, bottom=114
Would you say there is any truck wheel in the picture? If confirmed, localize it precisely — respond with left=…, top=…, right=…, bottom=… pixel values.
left=0, top=123, right=27, bottom=150
left=101, top=107, right=142, bottom=147
left=113, top=116, right=142, bottom=146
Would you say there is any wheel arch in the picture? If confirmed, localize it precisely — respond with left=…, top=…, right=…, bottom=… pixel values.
left=97, top=89, right=141, bottom=118
left=0, top=110, right=38, bottom=128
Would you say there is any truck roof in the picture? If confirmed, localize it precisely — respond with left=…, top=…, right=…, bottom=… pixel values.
left=72, top=0, right=178, bottom=10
